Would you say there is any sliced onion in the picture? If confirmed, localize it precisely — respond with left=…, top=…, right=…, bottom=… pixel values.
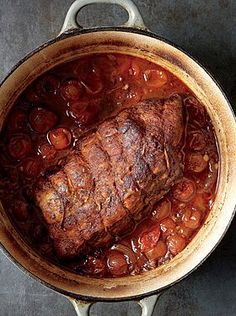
left=204, top=159, right=218, bottom=191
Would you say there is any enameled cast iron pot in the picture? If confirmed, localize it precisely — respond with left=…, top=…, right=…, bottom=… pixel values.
left=0, top=1, right=236, bottom=315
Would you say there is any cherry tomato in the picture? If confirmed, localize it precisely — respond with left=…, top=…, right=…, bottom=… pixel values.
left=39, top=143, right=56, bottom=160
left=7, top=169, right=19, bottom=185
left=143, top=69, right=168, bottom=88
left=172, top=178, right=196, bottom=202
left=191, top=194, right=207, bottom=212
left=185, top=96, right=206, bottom=127
left=36, top=74, right=60, bottom=96
left=85, top=256, right=106, bottom=275
left=111, top=87, right=127, bottom=104
left=81, top=71, right=103, bottom=95
left=176, top=223, right=194, bottom=239
left=7, top=134, right=32, bottom=159
left=126, top=85, right=143, bottom=104
left=167, top=234, right=186, bottom=255
left=186, top=153, right=208, bottom=173
left=48, top=127, right=72, bottom=150
left=202, top=191, right=213, bottom=200
left=107, top=250, right=128, bottom=276
left=128, top=59, right=142, bottom=77
left=11, top=199, right=29, bottom=221
left=112, top=84, right=143, bottom=106
left=8, top=109, right=28, bottom=131
left=69, top=99, right=100, bottom=125
left=145, top=240, right=167, bottom=261
left=160, top=218, right=176, bottom=239
left=94, top=55, right=116, bottom=81
left=74, top=58, right=91, bottom=77
left=60, top=79, right=82, bottom=101
left=115, top=55, right=131, bottom=75
left=25, top=87, right=40, bottom=103
left=186, top=130, right=206, bottom=151
left=139, top=225, right=161, bottom=252
left=20, top=156, right=42, bottom=178
left=182, top=209, right=202, bottom=229
left=29, top=107, right=58, bottom=133
left=152, top=199, right=171, bottom=221
left=112, top=244, right=137, bottom=268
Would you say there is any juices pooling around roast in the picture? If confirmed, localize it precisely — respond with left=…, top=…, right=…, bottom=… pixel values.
left=0, top=53, right=219, bottom=277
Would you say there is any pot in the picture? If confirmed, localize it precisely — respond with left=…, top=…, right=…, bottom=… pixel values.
left=0, top=0, right=236, bottom=315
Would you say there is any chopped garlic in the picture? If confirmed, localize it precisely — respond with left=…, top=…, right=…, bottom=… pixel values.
left=203, top=154, right=209, bottom=162
left=122, top=84, right=129, bottom=90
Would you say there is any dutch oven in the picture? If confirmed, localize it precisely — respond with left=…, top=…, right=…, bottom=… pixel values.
left=0, top=0, right=236, bottom=315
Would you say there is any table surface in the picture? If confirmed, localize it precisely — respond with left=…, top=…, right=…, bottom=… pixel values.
left=0, top=0, right=235, bottom=315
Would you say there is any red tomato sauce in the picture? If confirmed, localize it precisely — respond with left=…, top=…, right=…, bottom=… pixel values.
left=0, top=53, right=219, bottom=277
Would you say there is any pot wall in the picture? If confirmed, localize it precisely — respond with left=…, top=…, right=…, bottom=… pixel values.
left=0, top=29, right=236, bottom=300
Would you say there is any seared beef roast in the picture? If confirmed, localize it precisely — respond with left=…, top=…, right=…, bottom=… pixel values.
left=35, top=95, right=184, bottom=258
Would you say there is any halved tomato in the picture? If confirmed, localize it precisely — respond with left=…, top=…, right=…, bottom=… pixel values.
left=167, top=234, right=186, bottom=255
left=107, top=250, right=128, bottom=276
left=7, top=134, right=32, bottom=159
left=39, top=143, right=57, bottom=160
left=172, top=178, right=196, bottom=202
left=186, top=153, right=208, bottom=173
left=20, top=156, right=42, bottom=178
left=60, top=79, right=82, bottom=101
left=36, top=74, right=60, bottom=96
left=48, top=127, right=72, bottom=150
left=152, top=198, right=171, bottom=221
left=8, top=109, right=28, bottom=131
left=143, top=69, right=168, bottom=88
left=69, top=98, right=100, bottom=126
left=139, top=225, right=161, bottom=252
left=29, top=107, right=58, bottom=133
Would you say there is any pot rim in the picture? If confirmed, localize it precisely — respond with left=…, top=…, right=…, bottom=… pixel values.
left=0, top=26, right=235, bottom=302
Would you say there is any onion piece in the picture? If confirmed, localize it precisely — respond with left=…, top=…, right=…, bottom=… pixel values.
left=204, top=159, right=218, bottom=191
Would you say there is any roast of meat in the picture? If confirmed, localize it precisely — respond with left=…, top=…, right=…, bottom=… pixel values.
left=34, top=95, right=184, bottom=258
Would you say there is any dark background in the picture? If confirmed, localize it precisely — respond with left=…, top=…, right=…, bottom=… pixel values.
left=0, top=0, right=235, bottom=315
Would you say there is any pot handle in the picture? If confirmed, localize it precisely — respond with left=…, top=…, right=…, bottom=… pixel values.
left=59, top=0, right=147, bottom=35
left=68, top=293, right=160, bottom=316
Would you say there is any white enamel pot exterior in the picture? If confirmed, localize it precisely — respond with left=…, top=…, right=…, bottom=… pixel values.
left=0, top=1, right=236, bottom=315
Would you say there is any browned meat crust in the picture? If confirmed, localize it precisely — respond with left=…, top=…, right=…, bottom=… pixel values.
left=34, top=95, right=184, bottom=258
